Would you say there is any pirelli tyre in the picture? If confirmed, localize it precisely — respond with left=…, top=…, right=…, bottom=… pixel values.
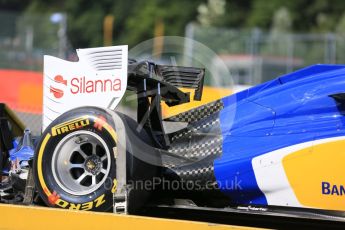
left=34, top=107, right=120, bottom=211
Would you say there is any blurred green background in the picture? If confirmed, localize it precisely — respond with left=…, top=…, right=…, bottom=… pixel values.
left=4, top=0, right=345, bottom=47
left=3, top=0, right=345, bottom=81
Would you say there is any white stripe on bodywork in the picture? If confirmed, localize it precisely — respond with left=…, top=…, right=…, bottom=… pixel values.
left=252, top=136, right=345, bottom=207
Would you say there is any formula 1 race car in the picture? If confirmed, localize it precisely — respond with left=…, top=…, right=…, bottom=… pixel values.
left=2, top=46, right=345, bottom=220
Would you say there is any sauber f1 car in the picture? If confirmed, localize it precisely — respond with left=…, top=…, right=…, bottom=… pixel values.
left=2, top=46, right=345, bottom=220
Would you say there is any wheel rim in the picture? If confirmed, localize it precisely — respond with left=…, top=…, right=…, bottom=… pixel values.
left=51, top=130, right=113, bottom=196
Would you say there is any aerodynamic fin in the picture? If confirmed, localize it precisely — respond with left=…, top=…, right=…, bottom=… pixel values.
left=155, top=65, right=205, bottom=101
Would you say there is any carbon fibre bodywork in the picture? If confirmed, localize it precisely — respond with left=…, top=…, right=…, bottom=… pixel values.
left=164, top=64, right=345, bottom=212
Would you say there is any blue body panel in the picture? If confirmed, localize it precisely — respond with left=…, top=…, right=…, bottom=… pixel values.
left=214, top=64, right=345, bottom=205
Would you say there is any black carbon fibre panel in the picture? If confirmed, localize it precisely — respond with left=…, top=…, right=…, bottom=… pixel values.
left=169, top=112, right=222, bottom=142
left=168, top=135, right=222, bottom=159
left=168, top=159, right=217, bottom=188
left=165, top=100, right=224, bottom=123
left=163, top=110, right=223, bottom=187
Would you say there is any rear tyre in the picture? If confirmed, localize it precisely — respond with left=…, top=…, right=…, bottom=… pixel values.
left=33, top=107, right=117, bottom=211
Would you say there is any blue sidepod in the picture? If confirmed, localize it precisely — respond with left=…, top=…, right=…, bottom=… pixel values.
left=214, top=64, right=345, bottom=205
